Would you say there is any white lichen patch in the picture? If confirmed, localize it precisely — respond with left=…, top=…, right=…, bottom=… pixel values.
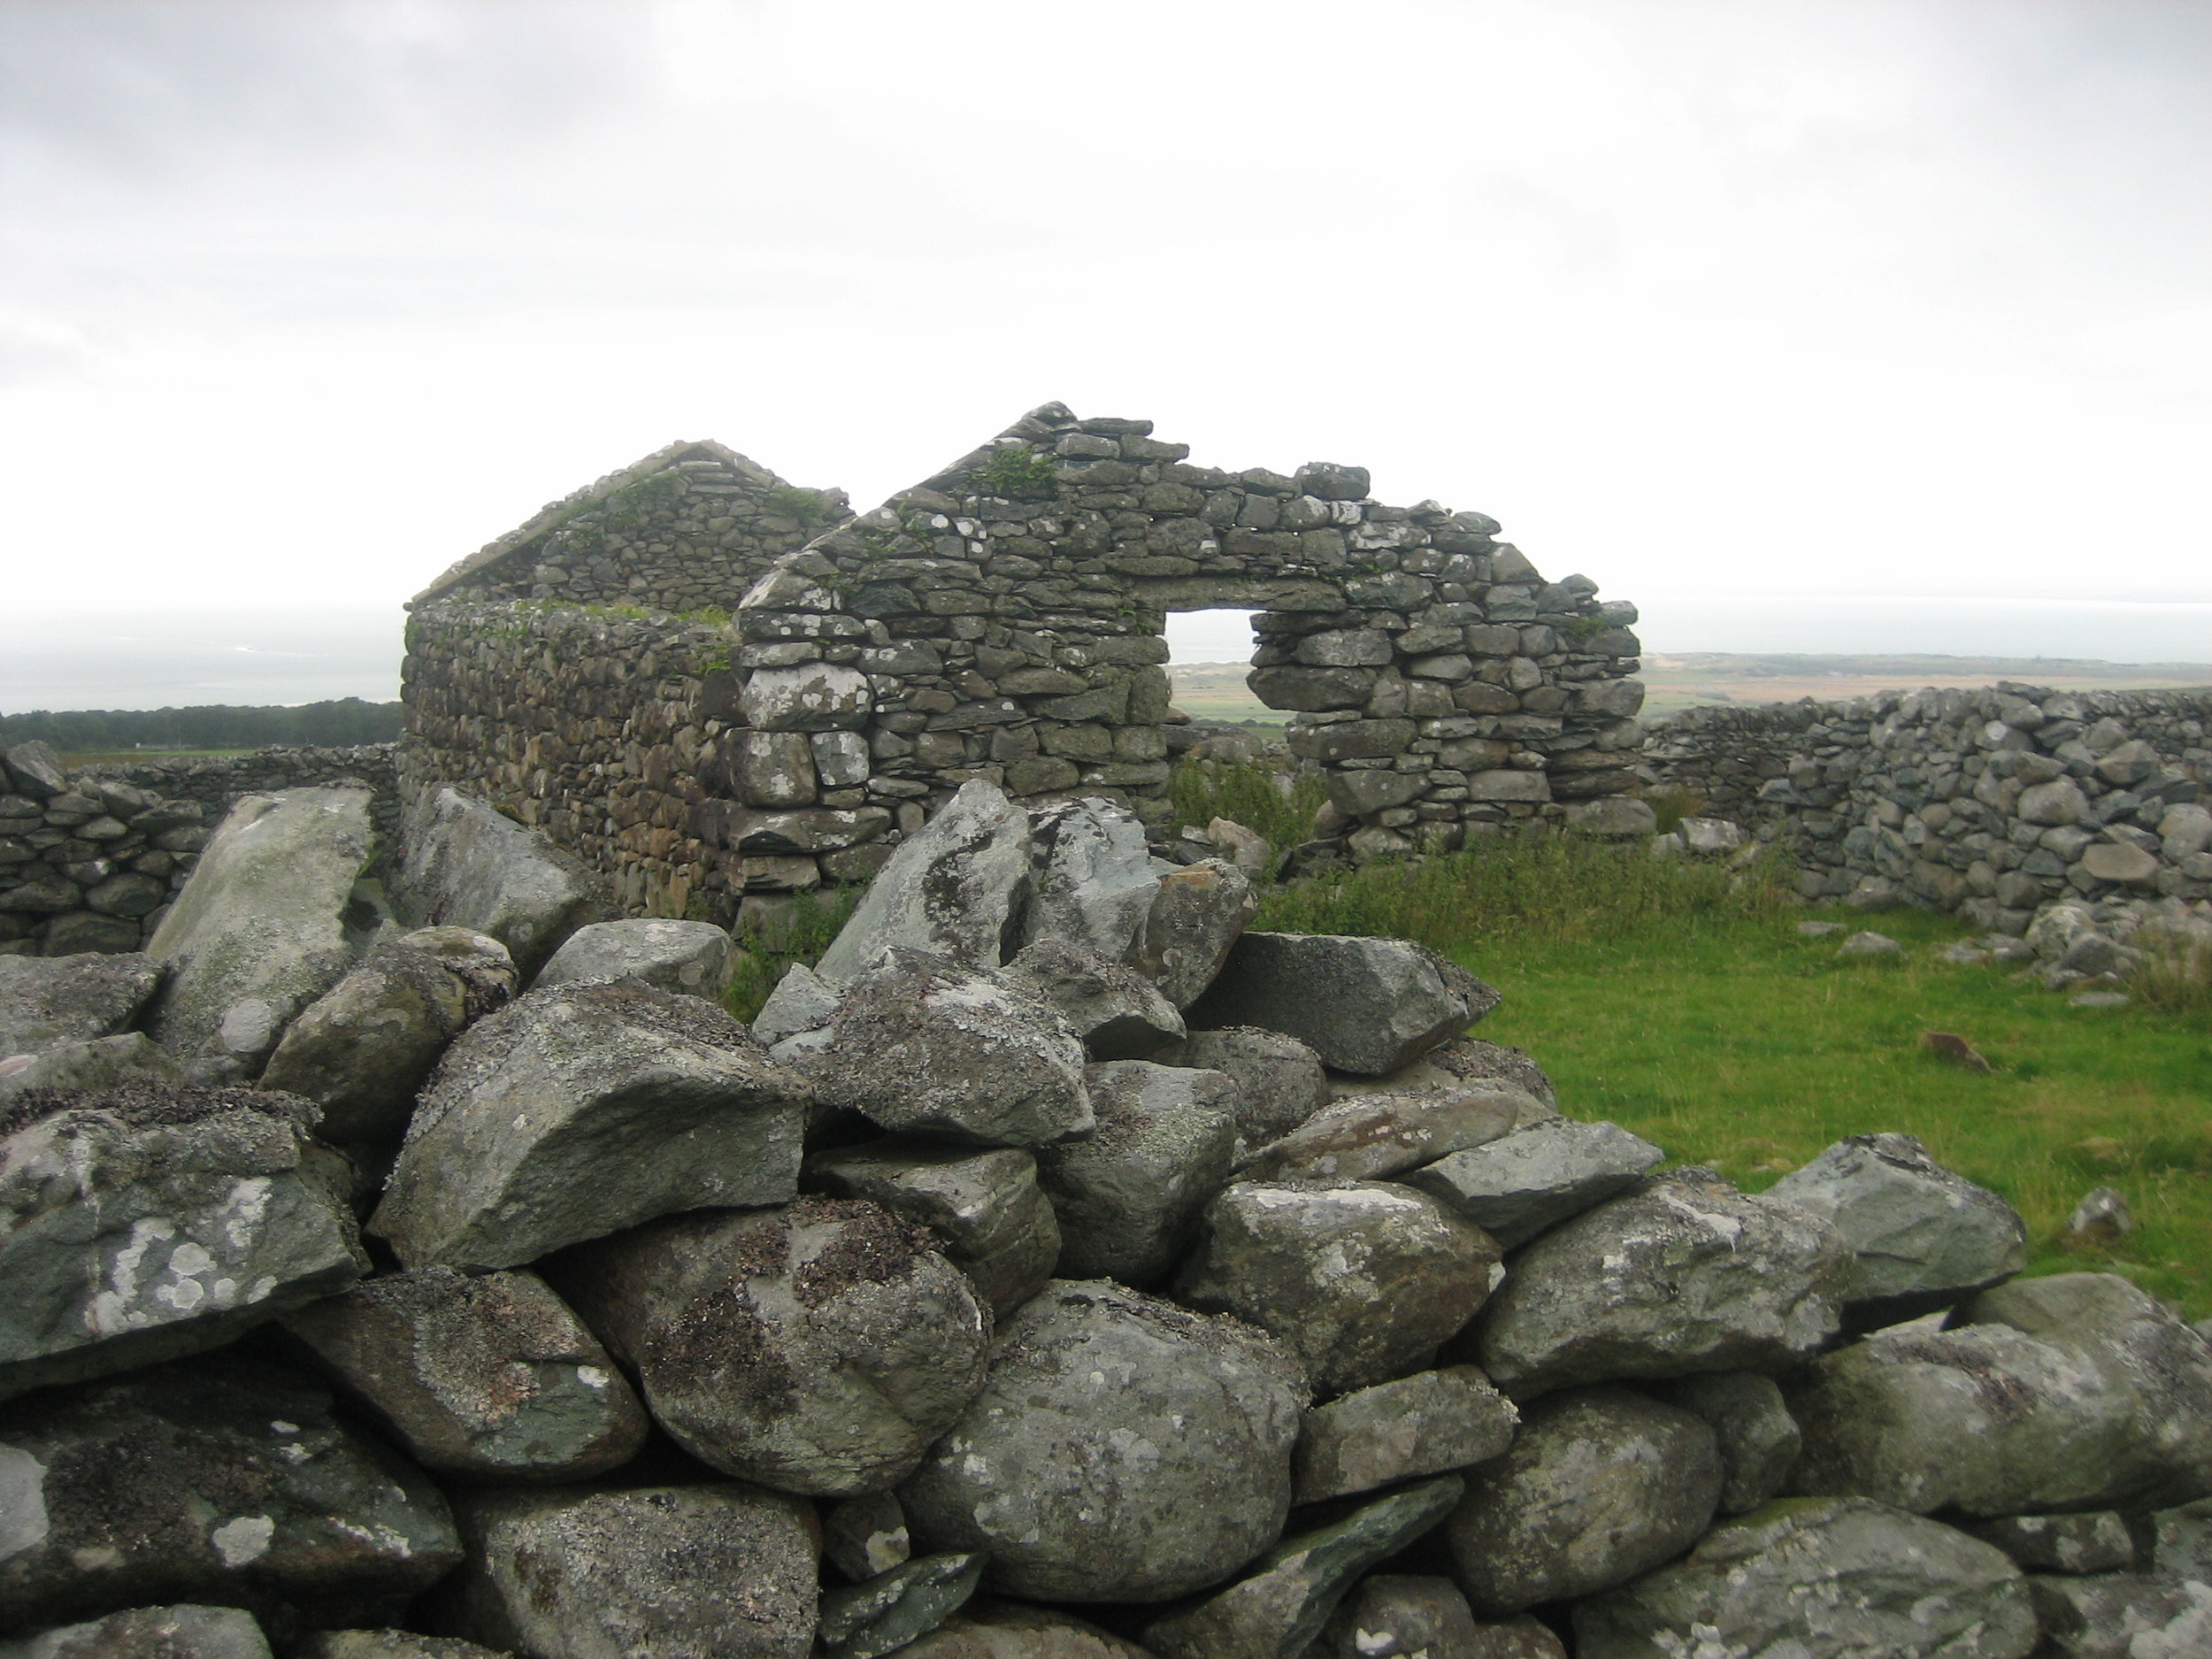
left=210, top=1513, right=275, bottom=1567
left=0, top=1446, right=50, bottom=1562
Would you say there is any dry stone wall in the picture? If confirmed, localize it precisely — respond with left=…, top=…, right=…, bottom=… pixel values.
left=402, top=404, right=1649, bottom=912
left=1648, top=683, right=2212, bottom=928
left=0, top=741, right=397, bottom=958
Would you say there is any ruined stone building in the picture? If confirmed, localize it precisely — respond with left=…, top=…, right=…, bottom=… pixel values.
left=401, top=404, right=1648, bottom=922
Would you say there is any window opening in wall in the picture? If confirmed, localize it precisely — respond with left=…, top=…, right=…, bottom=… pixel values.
left=1163, top=609, right=1268, bottom=726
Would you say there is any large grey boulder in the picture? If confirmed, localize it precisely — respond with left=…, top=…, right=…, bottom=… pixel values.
left=1318, top=1578, right=1563, bottom=1659
left=1959, top=1272, right=2212, bottom=1509
left=1651, top=1371, right=1801, bottom=1515
left=1131, top=858, right=1256, bottom=1008
left=1142, top=1476, right=1464, bottom=1659
left=1572, top=1497, right=2038, bottom=1659
left=1786, top=1315, right=2196, bottom=1517
left=2026, top=1575, right=2212, bottom=1659
left=1, top=1605, right=274, bottom=1658
left=0, top=1084, right=365, bottom=1399
left=0, top=952, right=162, bottom=1056
left=370, top=979, right=807, bottom=1270
left=147, top=787, right=378, bottom=1073
left=1293, top=1365, right=1519, bottom=1504
left=1187, top=933, right=1494, bottom=1076
left=813, top=780, right=1031, bottom=987
left=751, top=960, right=841, bottom=1046
left=803, top=950, right=1092, bottom=1148
left=1148, top=1026, right=1331, bottom=1147
left=258, top=927, right=517, bottom=1144
left=1446, top=1386, right=1723, bottom=1614
left=900, top=1280, right=1309, bottom=1603
left=439, top=1483, right=818, bottom=1659
left=557, top=1198, right=989, bottom=1496
left=532, top=917, right=738, bottom=997
left=1002, top=938, right=1184, bottom=1061
left=1399, top=1118, right=1663, bottom=1248
left=0, top=1033, right=186, bottom=1105
left=0, top=1356, right=459, bottom=1632
left=1763, top=1132, right=2028, bottom=1326
left=281, top=1265, right=647, bottom=1482
left=805, top=1137, right=1062, bottom=1318
left=1473, top=1168, right=1851, bottom=1397
left=1033, top=1061, right=1239, bottom=1286
left=1238, top=1084, right=1526, bottom=1184
left=1176, top=1180, right=1502, bottom=1397
left=390, top=787, right=607, bottom=979
left=1019, top=795, right=1160, bottom=962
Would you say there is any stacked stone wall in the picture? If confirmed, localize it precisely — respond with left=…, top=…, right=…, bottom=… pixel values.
left=0, top=742, right=397, bottom=956
left=402, top=404, right=1650, bottom=906
left=1647, top=684, right=2212, bottom=926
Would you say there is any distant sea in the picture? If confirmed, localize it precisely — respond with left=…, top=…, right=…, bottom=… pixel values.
left=0, top=609, right=405, bottom=715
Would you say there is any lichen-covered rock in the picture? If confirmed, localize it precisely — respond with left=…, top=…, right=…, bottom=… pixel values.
left=1238, top=1084, right=1526, bottom=1184
left=1003, top=939, right=1184, bottom=1061
left=1956, top=1272, right=2212, bottom=1509
left=813, top=780, right=1031, bottom=987
left=0, top=1356, right=460, bottom=1633
left=900, top=1280, right=1309, bottom=1604
left=2026, top=1575, right=2212, bottom=1659
left=1019, top=795, right=1160, bottom=964
left=824, top=1492, right=911, bottom=1583
left=281, top=1265, right=646, bottom=1482
left=1400, top=1118, right=1663, bottom=1248
left=1176, top=1181, right=1501, bottom=1398
left=1572, top=1496, right=2038, bottom=1659
left=1651, top=1371, right=1802, bottom=1516
left=258, top=927, right=516, bottom=1144
left=438, top=1483, right=818, bottom=1659
left=805, top=1137, right=1061, bottom=1318
left=1186, top=933, right=1493, bottom=1076
left=1420, top=1037, right=1560, bottom=1112
left=1473, top=1168, right=1851, bottom=1397
left=3, top=1605, right=275, bottom=1659
left=1967, top=1512, right=2137, bottom=1575
left=1445, top=1386, right=1723, bottom=1614
left=894, top=1601, right=1156, bottom=1658
left=1033, top=1061, right=1238, bottom=1286
left=389, top=787, right=608, bottom=978
left=0, top=1085, right=365, bottom=1399
left=0, top=952, right=162, bottom=1056
left=0, top=1033, right=186, bottom=1105
left=147, top=788, right=378, bottom=1073
left=1763, top=1132, right=2028, bottom=1327
left=1131, top=858, right=1255, bottom=1008
left=532, top=917, right=737, bottom=996
left=296, top=1634, right=509, bottom=1659
left=1293, top=1365, right=1519, bottom=1505
left=1147, top=1026, right=1331, bottom=1147
left=818, top=1552, right=985, bottom=1659
left=369, top=979, right=807, bottom=1270
left=1317, top=1579, right=1562, bottom=1659
left=557, top=1198, right=989, bottom=1496
left=1142, top=1476, right=1464, bottom=1659
left=803, top=950, right=1092, bottom=1148
left=1787, top=1320, right=2162, bottom=1517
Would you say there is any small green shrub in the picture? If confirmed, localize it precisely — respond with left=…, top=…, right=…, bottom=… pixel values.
left=976, top=444, right=1060, bottom=498
left=722, top=885, right=865, bottom=1023
left=2132, top=933, right=2212, bottom=1023
left=765, top=484, right=832, bottom=526
left=1169, top=759, right=1325, bottom=854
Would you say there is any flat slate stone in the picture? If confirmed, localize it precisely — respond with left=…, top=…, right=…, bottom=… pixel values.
left=533, top=917, right=737, bottom=996
left=0, top=951, right=162, bottom=1056
left=818, top=1552, right=985, bottom=1659
left=390, top=787, right=608, bottom=979
left=1186, top=933, right=1494, bottom=1076
left=4, top=1605, right=275, bottom=1659
left=1239, top=1084, right=1526, bottom=1185
left=1400, top=1118, right=1663, bottom=1248
left=1293, top=1365, right=1519, bottom=1505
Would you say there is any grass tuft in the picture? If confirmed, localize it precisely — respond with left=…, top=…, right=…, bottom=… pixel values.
left=1169, top=759, right=1327, bottom=853
left=722, top=885, right=864, bottom=1024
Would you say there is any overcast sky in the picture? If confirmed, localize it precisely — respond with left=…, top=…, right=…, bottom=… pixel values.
left=4, top=0, right=2209, bottom=700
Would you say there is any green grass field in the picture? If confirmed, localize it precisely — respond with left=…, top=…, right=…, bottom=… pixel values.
left=1256, top=842, right=2212, bottom=1320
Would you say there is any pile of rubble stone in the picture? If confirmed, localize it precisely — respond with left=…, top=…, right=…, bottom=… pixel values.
left=3, top=779, right=2210, bottom=1658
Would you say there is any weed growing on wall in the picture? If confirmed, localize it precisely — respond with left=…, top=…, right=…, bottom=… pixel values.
left=722, top=884, right=866, bottom=1023
left=975, top=443, right=1060, bottom=498
left=764, top=483, right=833, bottom=526
left=1168, top=759, right=1325, bottom=852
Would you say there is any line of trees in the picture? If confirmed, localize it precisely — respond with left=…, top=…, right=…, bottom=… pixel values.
left=0, top=699, right=404, bottom=753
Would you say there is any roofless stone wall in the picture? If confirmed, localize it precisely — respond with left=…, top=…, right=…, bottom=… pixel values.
left=402, top=404, right=1649, bottom=912
left=1647, top=683, right=2212, bottom=926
